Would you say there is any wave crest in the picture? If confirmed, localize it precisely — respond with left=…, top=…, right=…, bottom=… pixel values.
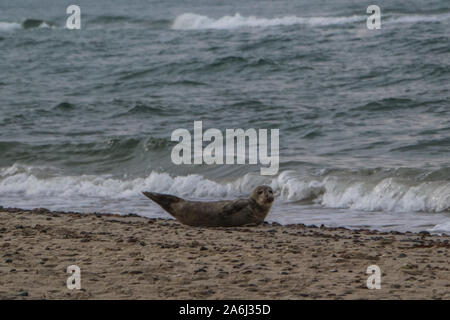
left=0, top=164, right=448, bottom=213
left=0, top=22, right=21, bottom=32
left=0, top=19, right=56, bottom=32
left=171, top=13, right=364, bottom=30
left=171, top=12, right=450, bottom=30
left=274, top=170, right=450, bottom=213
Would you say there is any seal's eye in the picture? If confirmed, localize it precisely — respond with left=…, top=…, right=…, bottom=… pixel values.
left=258, top=190, right=263, bottom=195
left=268, top=190, right=273, bottom=194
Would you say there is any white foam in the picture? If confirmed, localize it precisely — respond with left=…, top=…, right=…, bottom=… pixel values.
left=0, top=164, right=239, bottom=200
left=428, top=221, right=450, bottom=234
left=388, top=13, right=450, bottom=24
left=171, top=13, right=364, bottom=30
left=0, top=164, right=449, bottom=213
left=38, top=22, right=51, bottom=29
left=0, top=22, right=21, bottom=32
left=171, top=12, right=450, bottom=30
left=274, top=173, right=450, bottom=213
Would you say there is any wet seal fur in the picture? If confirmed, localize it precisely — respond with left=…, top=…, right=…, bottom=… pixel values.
left=142, top=186, right=274, bottom=227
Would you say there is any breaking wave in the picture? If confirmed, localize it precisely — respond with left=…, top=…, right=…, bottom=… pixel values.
left=0, top=164, right=448, bottom=213
left=171, top=12, right=450, bottom=30
left=0, top=22, right=21, bottom=32
left=274, top=171, right=450, bottom=213
left=389, top=13, right=450, bottom=24
left=0, top=19, right=55, bottom=32
left=171, top=13, right=365, bottom=30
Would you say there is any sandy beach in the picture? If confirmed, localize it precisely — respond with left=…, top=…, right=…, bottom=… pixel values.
left=0, top=207, right=449, bottom=300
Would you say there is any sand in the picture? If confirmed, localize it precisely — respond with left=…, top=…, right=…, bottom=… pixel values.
left=0, top=207, right=449, bottom=300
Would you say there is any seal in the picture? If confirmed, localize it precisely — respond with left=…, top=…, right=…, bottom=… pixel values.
left=142, top=185, right=274, bottom=227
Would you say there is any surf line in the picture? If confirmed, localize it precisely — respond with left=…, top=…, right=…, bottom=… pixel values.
left=171, top=121, right=279, bottom=175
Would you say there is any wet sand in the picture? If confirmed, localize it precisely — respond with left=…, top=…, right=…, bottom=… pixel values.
left=0, top=207, right=449, bottom=300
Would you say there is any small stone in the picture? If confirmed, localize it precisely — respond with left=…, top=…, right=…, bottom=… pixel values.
left=129, top=270, right=143, bottom=275
left=194, top=267, right=207, bottom=273
left=398, top=253, right=407, bottom=258
left=18, top=291, right=28, bottom=296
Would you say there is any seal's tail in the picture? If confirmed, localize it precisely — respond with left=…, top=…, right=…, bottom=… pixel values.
left=142, top=192, right=183, bottom=215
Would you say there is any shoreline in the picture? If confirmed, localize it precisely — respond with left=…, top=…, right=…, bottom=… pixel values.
left=2, top=206, right=449, bottom=235
left=0, top=207, right=449, bottom=299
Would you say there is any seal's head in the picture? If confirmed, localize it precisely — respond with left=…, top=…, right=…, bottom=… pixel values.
left=251, top=185, right=274, bottom=206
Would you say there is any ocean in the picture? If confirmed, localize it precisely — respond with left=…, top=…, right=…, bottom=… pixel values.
left=0, top=0, right=449, bottom=233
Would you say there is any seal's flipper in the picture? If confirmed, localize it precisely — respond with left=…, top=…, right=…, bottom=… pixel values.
left=142, top=192, right=183, bottom=215
left=222, top=199, right=250, bottom=216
